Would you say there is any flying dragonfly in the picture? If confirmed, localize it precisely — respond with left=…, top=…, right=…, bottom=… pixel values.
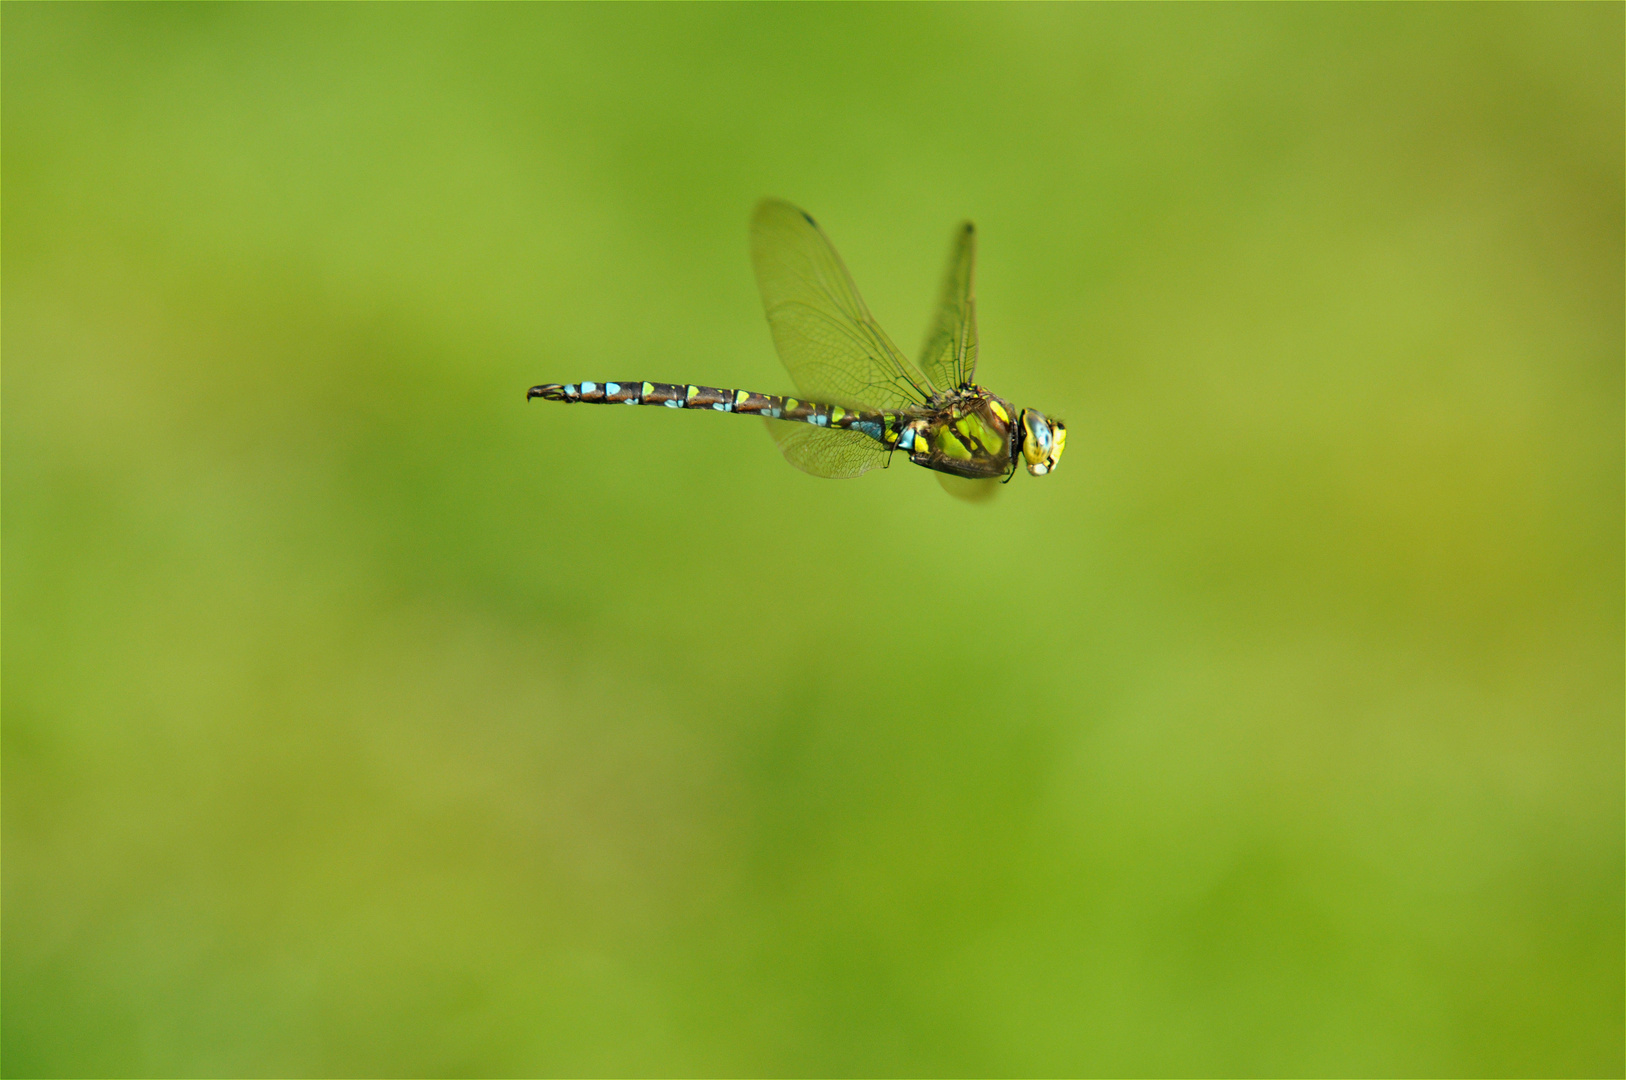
left=529, top=199, right=1066, bottom=494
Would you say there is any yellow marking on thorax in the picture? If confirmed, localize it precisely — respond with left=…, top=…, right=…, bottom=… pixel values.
left=954, top=415, right=999, bottom=454
left=989, top=400, right=1010, bottom=424
left=935, top=426, right=974, bottom=460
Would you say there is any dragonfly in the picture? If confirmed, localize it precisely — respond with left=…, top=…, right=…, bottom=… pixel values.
left=529, top=199, right=1066, bottom=494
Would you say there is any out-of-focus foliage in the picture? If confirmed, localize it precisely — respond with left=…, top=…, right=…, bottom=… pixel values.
left=3, top=5, right=1620, bottom=1076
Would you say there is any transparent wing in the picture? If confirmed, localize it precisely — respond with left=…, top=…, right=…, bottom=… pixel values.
left=764, top=419, right=892, bottom=479
left=917, top=221, right=978, bottom=391
left=936, top=471, right=1001, bottom=502
left=750, top=199, right=936, bottom=412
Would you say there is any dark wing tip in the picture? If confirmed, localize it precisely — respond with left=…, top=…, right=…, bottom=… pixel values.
left=751, top=197, right=817, bottom=230
left=961, top=221, right=975, bottom=235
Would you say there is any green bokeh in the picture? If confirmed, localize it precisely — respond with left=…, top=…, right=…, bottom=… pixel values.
left=4, top=4, right=1620, bottom=1076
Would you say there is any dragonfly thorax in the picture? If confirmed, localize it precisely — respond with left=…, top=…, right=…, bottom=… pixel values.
left=901, top=387, right=1023, bottom=480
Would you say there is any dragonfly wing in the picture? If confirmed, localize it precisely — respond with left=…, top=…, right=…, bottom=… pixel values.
left=917, top=221, right=978, bottom=391
left=936, top=471, right=1001, bottom=502
left=763, top=418, right=892, bottom=479
left=751, top=199, right=936, bottom=413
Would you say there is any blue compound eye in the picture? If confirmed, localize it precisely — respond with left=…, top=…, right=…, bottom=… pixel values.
left=1022, top=410, right=1053, bottom=464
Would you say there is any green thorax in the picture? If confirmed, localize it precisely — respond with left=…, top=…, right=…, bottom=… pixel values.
left=904, top=386, right=1019, bottom=480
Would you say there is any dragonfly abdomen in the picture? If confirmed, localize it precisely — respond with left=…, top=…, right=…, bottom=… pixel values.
left=528, top=381, right=893, bottom=442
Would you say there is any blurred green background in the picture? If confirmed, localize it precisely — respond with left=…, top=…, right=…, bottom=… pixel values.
left=4, top=3, right=1621, bottom=1076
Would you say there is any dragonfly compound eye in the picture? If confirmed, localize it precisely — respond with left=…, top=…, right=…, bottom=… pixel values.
left=1021, top=410, right=1054, bottom=472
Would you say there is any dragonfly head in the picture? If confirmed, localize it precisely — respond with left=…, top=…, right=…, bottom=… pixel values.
left=1019, top=409, right=1067, bottom=476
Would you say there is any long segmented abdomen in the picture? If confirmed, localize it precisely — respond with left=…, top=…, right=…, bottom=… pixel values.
left=528, top=381, right=897, bottom=445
